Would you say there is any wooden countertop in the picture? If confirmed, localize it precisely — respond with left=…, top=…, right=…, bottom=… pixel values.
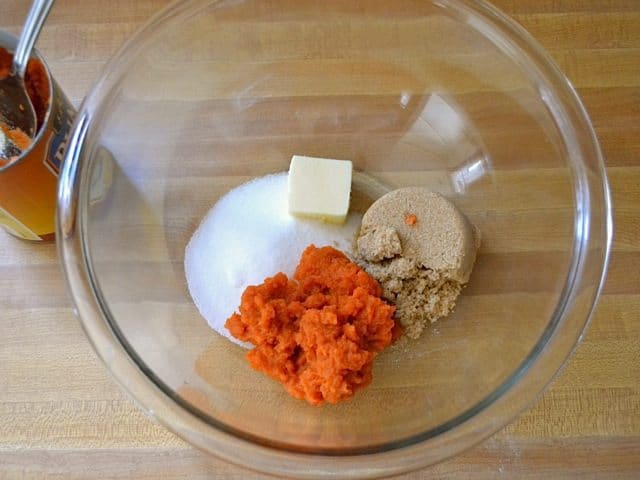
left=1, top=1, right=638, bottom=478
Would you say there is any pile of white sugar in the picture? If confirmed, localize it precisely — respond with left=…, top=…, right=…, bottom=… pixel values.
left=184, top=172, right=362, bottom=346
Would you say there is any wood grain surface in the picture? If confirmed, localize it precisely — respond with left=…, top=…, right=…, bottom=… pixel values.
left=0, top=0, right=639, bottom=478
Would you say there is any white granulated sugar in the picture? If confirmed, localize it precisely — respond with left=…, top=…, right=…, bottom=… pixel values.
left=184, top=172, right=361, bottom=346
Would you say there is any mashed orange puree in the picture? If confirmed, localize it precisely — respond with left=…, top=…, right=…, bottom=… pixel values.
left=226, top=245, right=397, bottom=405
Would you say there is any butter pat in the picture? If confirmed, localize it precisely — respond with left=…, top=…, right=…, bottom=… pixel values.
left=288, top=155, right=353, bottom=224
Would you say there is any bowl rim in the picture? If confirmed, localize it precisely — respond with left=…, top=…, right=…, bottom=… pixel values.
left=56, top=0, right=613, bottom=477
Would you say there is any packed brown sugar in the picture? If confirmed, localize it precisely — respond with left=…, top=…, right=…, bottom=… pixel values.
left=356, top=187, right=480, bottom=339
left=225, top=244, right=398, bottom=406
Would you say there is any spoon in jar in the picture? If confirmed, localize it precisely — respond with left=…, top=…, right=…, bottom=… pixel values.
left=0, top=0, right=55, bottom=160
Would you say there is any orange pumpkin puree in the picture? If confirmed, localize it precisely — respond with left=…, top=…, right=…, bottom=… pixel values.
left=0, top=47, right=51, bottom=130
left=404, top=213, right=418, bottom=226
left=0, top=47, right=51, bottom=164
left=226, top=244, right=397, bottom=405
left=0, top=123, right=31, bottom=151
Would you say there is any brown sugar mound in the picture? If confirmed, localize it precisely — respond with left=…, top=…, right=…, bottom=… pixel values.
left=360, top=256, right=463, bottom=339
left=356, top=188, right=480, bottom=339
left=225, top=245, right=397, bottom=406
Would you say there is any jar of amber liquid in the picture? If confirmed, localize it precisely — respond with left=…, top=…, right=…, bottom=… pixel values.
left=0, top=30, right=75, bottom=241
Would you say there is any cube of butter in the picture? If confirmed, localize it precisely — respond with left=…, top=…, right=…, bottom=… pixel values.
left=288, top=155, right=353, bottom=224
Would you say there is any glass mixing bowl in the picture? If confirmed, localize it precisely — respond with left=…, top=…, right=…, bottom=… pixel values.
left=56, top=0, right=612, bottom=477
